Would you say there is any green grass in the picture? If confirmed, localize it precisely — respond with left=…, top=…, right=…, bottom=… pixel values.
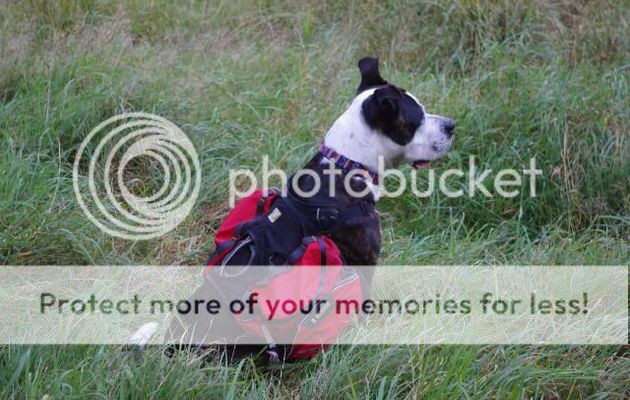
left=0, top=0, right=628, bottom=398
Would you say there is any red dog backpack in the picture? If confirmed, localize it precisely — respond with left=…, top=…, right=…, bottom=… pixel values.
left=202, top=189, right=369, bottom=362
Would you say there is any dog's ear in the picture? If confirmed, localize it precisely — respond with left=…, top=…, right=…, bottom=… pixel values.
left=357, top=57, right=387, bottom=93
left=362, top=85, right=414, bottom=145
left=373, top=86, right=400, bottom=118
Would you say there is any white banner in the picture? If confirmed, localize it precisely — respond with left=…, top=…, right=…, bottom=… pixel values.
left=0, top=266, right=626, bottom=345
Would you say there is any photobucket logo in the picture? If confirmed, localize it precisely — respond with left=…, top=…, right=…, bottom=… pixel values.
left=228, top=156, right=543, bottom=206
left=73, top=113, right=200, bottom=240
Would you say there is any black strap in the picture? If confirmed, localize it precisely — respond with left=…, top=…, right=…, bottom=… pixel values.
left=284, top=189, right=373, bottom=234
left=316, top=237, right=327, bottom=265
left=288, top=236, right=317, bottom=264
left=256, top=188, right=280, bottom=216
left=206, top=222, right=248, bottom=265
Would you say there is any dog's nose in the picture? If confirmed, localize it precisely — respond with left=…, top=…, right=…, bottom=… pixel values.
left=443, top=119, right=456, bottom=137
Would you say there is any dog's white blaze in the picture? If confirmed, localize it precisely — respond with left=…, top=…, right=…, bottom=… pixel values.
left=405, top=112, right=453, bottom=162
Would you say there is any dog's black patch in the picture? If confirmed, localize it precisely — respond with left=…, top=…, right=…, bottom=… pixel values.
left=357, top=57, right=424, bottom=146
left=357, top=57, right=387, bottom=93
left=361, top=85, right=424, bottom=146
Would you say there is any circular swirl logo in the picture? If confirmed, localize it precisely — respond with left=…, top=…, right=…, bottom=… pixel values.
left=73, top=113, right=201, bottom=240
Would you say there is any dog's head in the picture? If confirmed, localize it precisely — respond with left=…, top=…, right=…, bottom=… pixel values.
left=343, top=57, right=455, bottom=169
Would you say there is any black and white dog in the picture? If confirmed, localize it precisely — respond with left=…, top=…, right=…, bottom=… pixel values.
left=296, top=56, right=455, bottom=267
left=132, top=57, right=455, bottom=359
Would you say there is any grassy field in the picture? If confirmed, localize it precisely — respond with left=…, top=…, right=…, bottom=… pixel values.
left=1, top=0, right=629, bottom=398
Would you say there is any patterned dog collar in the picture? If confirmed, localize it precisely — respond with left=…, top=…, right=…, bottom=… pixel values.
left=319, top=145, right=380, bottom=185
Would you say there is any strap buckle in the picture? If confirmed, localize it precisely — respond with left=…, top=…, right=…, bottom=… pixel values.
left=315, top=207, right=339, bottom=232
